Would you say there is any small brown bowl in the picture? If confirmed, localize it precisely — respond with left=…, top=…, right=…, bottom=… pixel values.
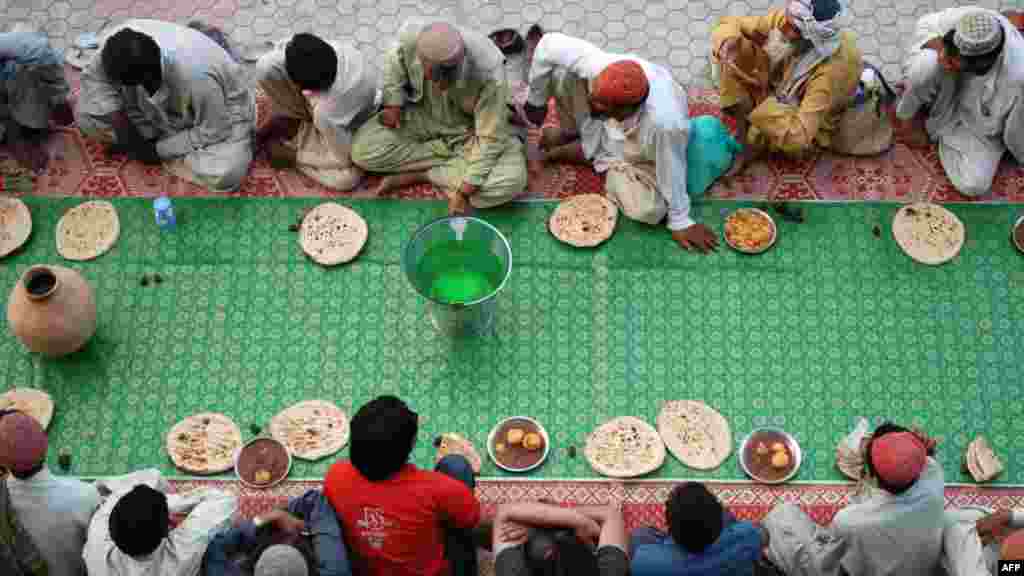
left=235, top=437, right=291, bottom=489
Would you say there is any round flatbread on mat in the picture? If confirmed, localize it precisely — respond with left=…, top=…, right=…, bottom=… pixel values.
left=892, top=203, right=964, bottom=265
left=166, top=413, right=243, bottom=475
left=299, top=202, right=368, bottom=266
left=657, top=400, right=732, bottom=470
left=269, top=400, right=349, bottom=461
left=56, top=201, right=120, bottom=261
left=0, top=198, right=31, bottom=259
left=0, top=388, right=54, bottom=429
left=584, top=416, right=665, bottom=478
left=434, top=433, right=483, bottom=474
left=549, top=194, right=618, bottom=248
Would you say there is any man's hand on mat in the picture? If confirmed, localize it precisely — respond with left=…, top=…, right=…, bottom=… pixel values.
left=672, top=224, right=719, bottom=253
left=381, top=106, right=402, bottom=129
left=496, top=521, right=530, bottom=546
left=448, top=184, right=476, bottom=216
left=977, top=510, right=1013, bottom=546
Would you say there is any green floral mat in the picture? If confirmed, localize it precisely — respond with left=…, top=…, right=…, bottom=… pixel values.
left=2, top=198, right=1022, bottom=483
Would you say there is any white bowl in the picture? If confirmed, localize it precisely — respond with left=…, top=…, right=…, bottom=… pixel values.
left=487, top=416, right=551, bottom=473
left=724, top=208, right=778, bottom=254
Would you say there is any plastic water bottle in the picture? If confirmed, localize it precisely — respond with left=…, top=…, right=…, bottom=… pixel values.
left=154, top=197, right=176, bottom=230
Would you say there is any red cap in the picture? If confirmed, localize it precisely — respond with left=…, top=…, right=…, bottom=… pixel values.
left=0, top=412, right=48, bottom=473
left=869, top=432, right=926, bottom=489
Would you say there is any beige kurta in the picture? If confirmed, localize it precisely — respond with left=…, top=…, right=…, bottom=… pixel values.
left=350, top=19, right=526, bottom=207
left=255, top=39, right=378, bottom=191
left=897, top=9, right=1024, bottom=197
left=711, top=10, right=863, bottom=157
left=76, top=19, right=255, bottom=193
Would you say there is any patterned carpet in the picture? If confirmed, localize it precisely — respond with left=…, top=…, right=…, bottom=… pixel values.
left=3, top=67, right=1024, bottom=202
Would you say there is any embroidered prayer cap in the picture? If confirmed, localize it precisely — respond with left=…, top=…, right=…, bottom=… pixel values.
left=0, top=411, right=48, bottom=473
left=869, top=431, right=926, bottom=489
left=256, top=545, right=309, bottom=576
left=955, top=11, right=1004, bottom=57
left=591, top=60, right=649, bottom=107
left=1002, top=529, right=1024, bottom=560
left=416, top=22, right=465, bottom=64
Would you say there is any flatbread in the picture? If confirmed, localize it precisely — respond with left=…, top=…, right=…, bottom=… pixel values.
left=892, top=203, right=964, bottom=265
left=56, top=201, right=120, bottom=261
left=584, top=416, right=665, bottom=478
left=0, top=388, right=54, bottom=429
left=165, top=413, right=242, bottom=474
left=0, top=197, right=31, bottom=259
left=435, top=432, right=482, bottom=474
left=964, top=435, right=1003, bottom=483
left=657, top=400, right=731, bottom=470
left=549, top=194, right=618, bottom=248
left=269, top=400, right=349, bottom=461
left=299, top=202, right=368, bottom=266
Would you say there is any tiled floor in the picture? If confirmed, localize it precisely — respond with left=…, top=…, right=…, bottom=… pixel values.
left=10, top=0, right=1024, bottom=88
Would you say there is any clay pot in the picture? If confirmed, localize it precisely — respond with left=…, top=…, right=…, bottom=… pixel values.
left=7, top=265, right=97, bottom=357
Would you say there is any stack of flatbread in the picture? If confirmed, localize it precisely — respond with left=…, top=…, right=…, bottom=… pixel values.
left=56, top=201, right=120, bottom=261
left=548, top=194, right=618, bottom=248
left=299, top=202, right=368, bottom=266
left=584, top=416, right=665, bottom=478
left=656, top=400, right=731, bottom=470
left=892, top=203, right=964, bottom=265
left=269, top=400, right=349, bottom=461
left=0, top=198, right=32, bottom=259
left=0, top=388, right=54, bottom=429
left=435, top=433, right=483, bottom=474
left=964, top=435, right=1004, bottom=483
left=165, top=413, right=243, bottom=474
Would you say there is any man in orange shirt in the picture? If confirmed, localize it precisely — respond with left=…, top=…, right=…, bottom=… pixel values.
left=324, top=396, right=482, bottom=576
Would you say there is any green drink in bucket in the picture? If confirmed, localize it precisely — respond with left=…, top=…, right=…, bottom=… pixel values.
left=403, top=216, right=512, bottom=336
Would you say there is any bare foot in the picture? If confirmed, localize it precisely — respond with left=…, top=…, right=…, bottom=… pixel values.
left=370, top=171, right=430, bottom=196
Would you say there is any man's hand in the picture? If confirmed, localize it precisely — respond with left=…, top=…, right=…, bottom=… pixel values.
left=11, top=140, right=50, bottom=173
left=672, top=224, right=720, bottom=253
left=977, top=510, right=1013, bottom=546
left=573, top=517, right=602, bottom=546
left=891, top=109, right=930, bottom=148
left=380, top=106, right=402, bottom=129
left=448, top=183, right=476, bottom=216
left=539, top=127, right=564, bottom=151
left=496, top=521, right=530, bottom=546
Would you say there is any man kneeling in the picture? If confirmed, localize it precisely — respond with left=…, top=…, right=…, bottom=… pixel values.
left=76, top=19, right=255, bottom=193
left=255, top=33, right=378, bottom=192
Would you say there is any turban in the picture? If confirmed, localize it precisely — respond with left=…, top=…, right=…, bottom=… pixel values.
left=1002, top=529, right=1024, bottom=560
left=256, top=545, right=309, bottom=576
left=787, top=0, right=843, bottom=57
left=591, top=60, right=649, bottom=107
left=869, top=431, right=927, bottom=490
left=0, top=412, right=48, bottom=473
left=955, top=11, right=1004, bottom=57
left=416, top=23, right=464, bottom=64
left=109, top=485, right=169, bottom=557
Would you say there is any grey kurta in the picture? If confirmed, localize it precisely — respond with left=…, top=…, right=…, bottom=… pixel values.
left=765, top=457, right=945, bottom=576
left=76, top=19, right=255, bottom=193
left=897, top=9, right=1024, bottom=197
left=350, top=19, right=526, bottom=207
left=255, top=38, right=378, bottom=191
left=0, top=30, right=69, bottom=140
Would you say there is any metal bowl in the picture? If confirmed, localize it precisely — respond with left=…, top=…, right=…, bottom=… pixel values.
left=1013, top=216, right=1024, bottom=254
left=723, top=208, right=778, bottom=254
left=234, top=436, right=292, bottom=489
left=487, top=416, right=551, bottom=473
left=739, top=427, right=802, bottom=484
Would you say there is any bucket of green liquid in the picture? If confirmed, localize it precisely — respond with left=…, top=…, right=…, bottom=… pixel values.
left=402, top=216, right=512, bottom=337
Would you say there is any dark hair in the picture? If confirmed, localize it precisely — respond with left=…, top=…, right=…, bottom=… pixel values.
left=109, top=485, right=170, bottom=557
left=942, top=28, right=1005, bottom=76
left=285, top=33, right=338, bottom=92
left=667, top=482, right=724, bottom=553
left=101, top=28, right=162, bottom=87
left=350, top=395, right=418, bottom=481
left=525, top=529, right=598, bottom=576
left=864, top=422, right=915, bottom=495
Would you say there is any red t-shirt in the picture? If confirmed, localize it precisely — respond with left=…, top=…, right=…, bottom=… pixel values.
left=324, top=461, right=481, bottom=576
